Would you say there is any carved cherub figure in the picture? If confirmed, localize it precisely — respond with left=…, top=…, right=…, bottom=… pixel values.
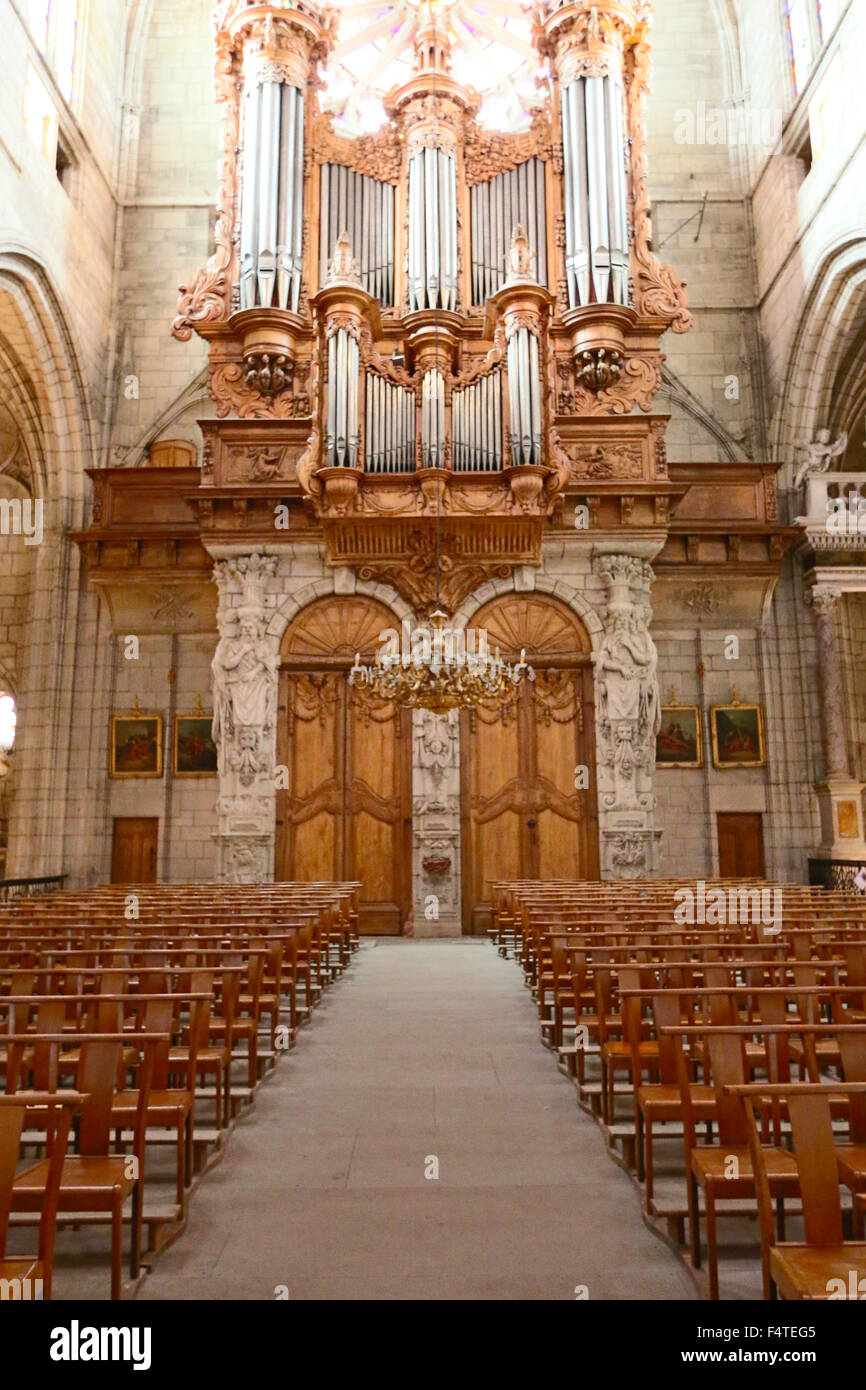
left=793, top=429, right=848, bottom=489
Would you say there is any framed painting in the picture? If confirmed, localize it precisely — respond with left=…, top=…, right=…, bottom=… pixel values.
left=110, top=715, right=163, bottom=779
left=656, top=706, right=702, bottom=768
left=173, top=715, right=218, bottom=777
left=710, top=703, right=765, bottom=769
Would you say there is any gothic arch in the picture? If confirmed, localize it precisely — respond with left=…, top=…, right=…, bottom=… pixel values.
left=0, top=249, right=92, bottom=509
left=772, top=237, right=866, bottom=473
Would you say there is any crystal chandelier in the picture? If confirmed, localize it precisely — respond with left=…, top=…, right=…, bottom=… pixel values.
left=349, top=610, right=535, bottom=713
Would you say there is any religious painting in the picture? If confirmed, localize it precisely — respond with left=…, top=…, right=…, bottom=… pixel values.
left=110, top=716, right=163, bottom=778
left=656, top=706, right=702, bottom=768
left=710, top=703, right=765, bottom=769
left=836, top=800, right=860, bottom=840
left=173, top=716, right=218, bottom=777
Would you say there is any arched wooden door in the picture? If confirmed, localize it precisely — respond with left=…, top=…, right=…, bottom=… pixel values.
left=275, top=597, right=412, bottom=935
left=460, top=594, right=599, bottom=934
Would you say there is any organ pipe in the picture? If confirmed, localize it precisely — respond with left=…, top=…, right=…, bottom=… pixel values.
left=408, top=147, right=458, bottom=312
left=326, top=328, right=360, bottom=468
left=452, top=372, right=504, bottom=472
left=365, top=374, right=416, bottom=473
left=319, top=165, right=396, bottom=307
left=507, top=329, right=543, bottom=465
left=561, top=76, right=629, bottom=308
left=421, top=371, right=446, bottom=468
left=471, top=159, right=547, bottom=305
left=240, top=80, right=305, bottom=313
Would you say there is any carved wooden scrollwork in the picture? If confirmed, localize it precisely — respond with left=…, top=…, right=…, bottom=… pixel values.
left=463, top=106, right=554, bottom=185
left=626, top=37, right=692, bottom=333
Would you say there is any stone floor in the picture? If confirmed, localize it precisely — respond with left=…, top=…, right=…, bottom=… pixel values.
left=115, top=938, right=695, bottom=1301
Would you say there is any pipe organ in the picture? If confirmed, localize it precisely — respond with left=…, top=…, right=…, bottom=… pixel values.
left=319, top=165, right=396, bottom=308
left=470, top=159, right=548, bottom=304
left=560, top=75, right=629, bottom=307
left=407, top=144, right=459, bottom=313
left=365, top=375, right=415, bottom=474
left=240, top=79, right=305, bottom=313
left=452, top=373, right=504, bottom=473
left=175, top=0, right=692, bottom=612
left=326, top=324, right=360, bottom=469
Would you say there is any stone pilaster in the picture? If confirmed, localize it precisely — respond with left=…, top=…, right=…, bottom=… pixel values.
left=211, top=552, right=281, bottom=882
left=593, top=553, right=662, bottom=879
left=412, top=708, right=462, bottom=936
left=811, top=587, right=866, bottom=860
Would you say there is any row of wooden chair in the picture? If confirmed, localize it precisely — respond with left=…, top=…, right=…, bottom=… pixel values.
left=491, top=878, right=866, bottom=1301
left=0, top=882, right=361, bottom=1299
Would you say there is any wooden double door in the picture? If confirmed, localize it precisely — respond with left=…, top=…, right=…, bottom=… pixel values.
left=460, top=595, right=599, bottom=934
left=275, top=592, right=599, bottom=936
left=275, top=598, right=412, bottom=934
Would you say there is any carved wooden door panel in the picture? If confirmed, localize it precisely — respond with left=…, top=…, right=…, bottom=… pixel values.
left=275, top=597, right=411, bottom=935
left=460, top=595, right=599, bottom=934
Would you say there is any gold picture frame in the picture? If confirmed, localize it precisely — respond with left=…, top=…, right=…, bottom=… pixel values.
left=173, top=715, right=218, bottom=778
left=710, top=702, right=765, bottom=769
left=110, top=714, right=163, bottom=779
left=656, top=705, right=703, bottom=768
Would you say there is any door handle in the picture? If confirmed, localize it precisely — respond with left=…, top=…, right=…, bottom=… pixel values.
left=527, top=818, right=537, bottom=830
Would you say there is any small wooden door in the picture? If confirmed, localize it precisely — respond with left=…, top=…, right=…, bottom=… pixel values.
left=275, top=597, right=412, bottom=935
left=717, top=812, right=765, bottom=878
left=461, top=595, right=599, bottom=935
left=111, top=818, right=158, bottom=884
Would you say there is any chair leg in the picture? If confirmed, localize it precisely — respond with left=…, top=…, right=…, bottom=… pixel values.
left=130, top=1181, right=143, bottom=1282
left=689, top=1172, right=701, bottom=1269
left=706, top=1182, right=719, bottom=1300
left=111, top=1194, right=124, bottom=1301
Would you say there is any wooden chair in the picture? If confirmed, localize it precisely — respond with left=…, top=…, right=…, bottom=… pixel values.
left=0, top=1091, right=85, bottom=1300
left=10, top=1034, right=161, bottom=1299
left=735, top=1082, right=866, bottom=1300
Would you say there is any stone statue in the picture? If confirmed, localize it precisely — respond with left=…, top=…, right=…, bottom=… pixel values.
left=505, top=225, right=536, bottom=283
left=793, top=429, right=848, bottom=490
left=327, top=231, right=361, bottom=285
left=212, top=611, right=279, bottom=778
left=596, top=606, right=660, bottom=774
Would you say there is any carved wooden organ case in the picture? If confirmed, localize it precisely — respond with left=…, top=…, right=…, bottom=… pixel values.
left=172, top=0, right=695, bottom=617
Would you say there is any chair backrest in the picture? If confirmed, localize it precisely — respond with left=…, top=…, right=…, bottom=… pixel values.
left=787, top=1092, right=845, bottom=1247
left=77, top=1041, right=124, bottom=1156
left=838, top=1032, right=866, bottom=1143
left=0, top=1102, right=25, bottom=1256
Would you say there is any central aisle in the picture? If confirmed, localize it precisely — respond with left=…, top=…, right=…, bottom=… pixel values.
left=140, top=940, right=696, bottom=1301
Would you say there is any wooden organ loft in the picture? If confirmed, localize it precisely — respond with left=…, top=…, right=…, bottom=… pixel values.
left=75, top=0, right=792, bottom=904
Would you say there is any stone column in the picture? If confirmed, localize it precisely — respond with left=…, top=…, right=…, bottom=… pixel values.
left=811, top=587, right=866, bottom=859
left=412, top=708, right=462, bottom=937
left=211, top=553, right=280, bottom=883
left=593, top=553, right=662, bottom=879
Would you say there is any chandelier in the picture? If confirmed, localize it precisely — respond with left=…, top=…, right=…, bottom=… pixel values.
left=349, top=609, right=535, bottom=713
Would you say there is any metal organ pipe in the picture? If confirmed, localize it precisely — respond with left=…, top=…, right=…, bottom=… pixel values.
left=326, top=329, right=359, bottom=469
left=507, top=330, right=543, bottom=466
left=451, top=372, right=504, bottom=472
left=421, top=371, right=446, bottom=468
left=364, top=374, right=415, bottom=473
left=408, top=147, right=458, bottom=312
left=318, top=165, right=396, bottom=307
left=470, top=159, right=548, bottom=305
left=240, top=79, right=305, bottom=313
left=561, top=75, right=629, bottom=308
